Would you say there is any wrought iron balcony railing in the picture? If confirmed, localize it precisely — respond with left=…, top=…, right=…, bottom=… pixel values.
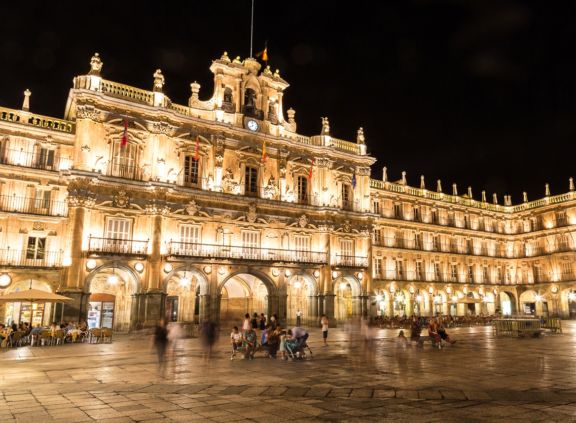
left=0, top=249, right=62, bottom=267
left=0, top=195, right=67, bottom=217
left=106, top=163, right=144, bottom=181
left=0, top=147, right=70, bottom=171
left=88, top=236, right=149, bottom=255
left=167, top=241, right=327, bottom=264
left=333, top=254, right=369, bottom=267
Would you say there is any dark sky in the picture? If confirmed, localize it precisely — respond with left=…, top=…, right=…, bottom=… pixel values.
left=1, top=1, right=575, bottom=204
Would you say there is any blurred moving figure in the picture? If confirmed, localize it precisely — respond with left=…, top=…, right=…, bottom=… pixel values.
left=153, top=318, right=169, bottom=376
left=200, top=320, right=218, bottom=360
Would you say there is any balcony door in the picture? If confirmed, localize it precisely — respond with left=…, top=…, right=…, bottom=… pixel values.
left=244, top=166, right=258, bottom=197
left=37, top=147, right=56, bottom=170
left=180, top=225, right=200, bottom=255
left=183, top=156, right=200, bottom=187
left=340, top=239, right=354, bottom=266
left=26, top=236, right=46, bottom=260
left=110, top=141, right=139, bottom=179
left=294, top=235, right=311, bottom=262
left=104, top=218, right=132, bottom=253
left=242, top=231, right=259, bottom=259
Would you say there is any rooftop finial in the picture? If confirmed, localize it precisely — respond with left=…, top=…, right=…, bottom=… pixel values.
left=481, top=190, right=487, bottom=202
left=504, top=195, right=512, bottom=206
left=287, top=108, right=296, bottom=126
left=382, top=167, right=387, bottom=182
left=321, top=117, right=330, bottom=135
left=570, top=177, right=574, bottom=192
left=452, top=183, right=458, bottom=196
left=263, top=65, right=273, bottom=76
left=357, top=127, right=365, bottom=145
left=401, top=171, right=407, bottom=185
left=22, top=89, right=31, bottom=112
left=233, top=56, right=242, bottom=64
left=492, top=193, right=498, bottom=205
left=467, top=186, right=473, bottom=199
left=436, top=179, right=442, bottom=193
left=523, top=192, right=528, bottom=203
left=420, top=175, right=426, bottom=190
left=274, top=68, right=281, bottom=78
left=153, top=69, right=165, bottom=92
left=189, top=81, right=201, bottom=104
left=89, top=53, right=103, bottom=76
left=545, top=183, right=550, bottom=197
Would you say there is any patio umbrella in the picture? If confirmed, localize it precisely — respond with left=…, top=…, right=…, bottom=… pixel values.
left=0, top=288, right=73, bottom=303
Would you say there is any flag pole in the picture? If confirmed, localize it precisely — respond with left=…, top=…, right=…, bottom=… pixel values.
left=250, top=0, right=255, bottom=58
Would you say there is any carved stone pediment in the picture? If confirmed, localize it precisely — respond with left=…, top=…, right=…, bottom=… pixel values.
left=76, top=105, right=101, bottom=121
left=186, top=200, right=199, bottom=216
left=247, top=203, right=257, bottom=223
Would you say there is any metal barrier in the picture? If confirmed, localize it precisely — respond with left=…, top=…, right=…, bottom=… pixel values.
left=541, top=318, right=562, bottom=334
left=493, top=318, right=542, bottom=337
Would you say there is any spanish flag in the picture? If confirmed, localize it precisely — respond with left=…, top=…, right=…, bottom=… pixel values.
left=261, top=139, right=267, bottom=163
left=194, top=136, right=200, bottom=161
left=256, top=46, right=268, bottom=62
left=308, top=159, right=314, bottom=180
left=120, top=119, right=128, bottom=148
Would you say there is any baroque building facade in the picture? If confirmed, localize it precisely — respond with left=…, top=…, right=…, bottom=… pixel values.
left=0, top=52, right=574, bottom=330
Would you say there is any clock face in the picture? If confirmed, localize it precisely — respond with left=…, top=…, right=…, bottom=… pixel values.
left=247, top=119, right=259, bottom=131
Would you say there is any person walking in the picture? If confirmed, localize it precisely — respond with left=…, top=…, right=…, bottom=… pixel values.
left=296, top=309, right=302, bottom=326
left=153, top=319, right=169, bottom=376
left=320, top=314, right=329, bottom=346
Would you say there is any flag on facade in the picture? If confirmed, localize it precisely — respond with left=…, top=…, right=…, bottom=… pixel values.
left=194, top=136, right=200, bottom=161
left=308, top=159, right=314, bottom=180
left=121, top=119, right=128, bottom=148
left=352, top=173, right=357, bottom=189
left=261, top=139, right=267, bottom=163
left=256, top=45, right=268, bottom=62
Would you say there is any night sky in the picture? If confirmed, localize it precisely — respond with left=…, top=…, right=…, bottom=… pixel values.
left=1, top=1, right=575, bottom=204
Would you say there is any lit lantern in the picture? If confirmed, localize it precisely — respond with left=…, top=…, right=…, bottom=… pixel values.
left=163, top=263, right=173, bottom=273
left=134, top=262, right=144, bottom=273
left=86, top=259, right=97, bottom=270
left=0, top=273, right=11, bottom=288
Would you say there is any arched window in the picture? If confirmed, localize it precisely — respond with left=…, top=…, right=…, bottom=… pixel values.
left=297, top=176, right=308, bottom=204
left=245, top=165, right=258, bottom=197
left=222, top=88, right=235, bottom=113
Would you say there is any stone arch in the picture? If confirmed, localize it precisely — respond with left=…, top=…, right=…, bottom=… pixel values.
left=84, top=262, right=141, bottom=331
left=286, top=273, right=318, bottom=325
left=162, top=265, right=210, bottom=323
left=499, top=290, right=517, bottom=316
left=333, top=274, right=362, bottom=322
left=561, top=287, right=576, bottom=319
left=218, top=268, right=277, bottom=325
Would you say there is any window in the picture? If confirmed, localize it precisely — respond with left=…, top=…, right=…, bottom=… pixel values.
left=244, top=166, right=258, bottom=196
left=33, top=189, right=51, bottom=212
left=242, top=231, right=259, bottom=258
left=294, top=235, right=311, bottom=261
left=396, top=230, right=404, bottom=248
left=434, top=263, right=442, bottom=281
left=374, top=258, right=382, bottom=278
left=431, top=210, right=438, bottom=224
left=413, top=207, right=420, bottom=222
left=451, top=264, right=458, bottom=282
left=340, top=239, right=354, bottom=265
left=562, top=262, right=573, bottom=279
left=433, top=235, right=440, bottom=251
left=466, top=239, right=473, bottom=254
left=556, top=211, right=567, bottom=226
left=179, top=225, right=200, bottom=255
left=296, top=176, right=308, bottom=204
left=26, top=236, right=46, bottom=260
left=533, top=266, right=542, bottom=283
left=183, top=156, right=199, bottom=186
left=483, top=267, right=490, bottom=283
left=464, top=214, right=470, bottom=228
left=416, top=262, right=424, bottom=280
left=468, top=265, right=474, bottom=283
left=496, top=267, right=503, bottom=282
left=373, top=229, right=382, bottom=245
left=414, top=232, right=422, bottom=249
left=104, top=218, right=132, bottom=253
left=396, top=260, right=404, bottom=280
left=37, top=147, right=55, bottom=170
left=373, top=200, right=380, bottom=215
left=342, top=183, right=352, bottom=210
left=394, top=203, right=403, bottom=219
left=110, top=140, right=139, bottom=179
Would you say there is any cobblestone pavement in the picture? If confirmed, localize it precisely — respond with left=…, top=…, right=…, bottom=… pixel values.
left=2, top=322, right=576, bottom=422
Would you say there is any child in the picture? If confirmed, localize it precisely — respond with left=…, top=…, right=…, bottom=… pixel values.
left=230, top=326, right=242, bottom=360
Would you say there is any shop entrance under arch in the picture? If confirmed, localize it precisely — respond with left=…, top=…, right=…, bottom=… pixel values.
left=334, top=276, right=361, bottom=323
left=163, top=268, right=208, bottom=324
left=219, top=273, right=270, bottom=326
left=85, top=265, right=139, bottom=332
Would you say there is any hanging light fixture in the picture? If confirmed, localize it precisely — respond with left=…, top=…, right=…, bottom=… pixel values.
left=293, top=278, right=302, bottom=289
left=180, top=270, right=190, bottom=287
left=108, top=267, right=119, bottom=285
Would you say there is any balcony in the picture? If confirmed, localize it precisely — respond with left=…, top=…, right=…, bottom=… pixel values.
left=106, top=163, right=143, bottom=181
left=333, top=254, right=369, bottom=268
left=0, top=249, right=62, bottom=268
left=167, top=241, right=328, bottom=264
left=0, top=195, right=67, bottom=217
left=0, top=147, right=69, bottom=171
left=88, top=237, right=149, bottom=256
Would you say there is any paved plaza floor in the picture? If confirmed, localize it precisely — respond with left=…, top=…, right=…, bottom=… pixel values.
left=2, top=322, right=576, bottom=422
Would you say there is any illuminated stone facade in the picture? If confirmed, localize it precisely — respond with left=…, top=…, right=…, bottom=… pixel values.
left=0, top=52, right=574, bottom=330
